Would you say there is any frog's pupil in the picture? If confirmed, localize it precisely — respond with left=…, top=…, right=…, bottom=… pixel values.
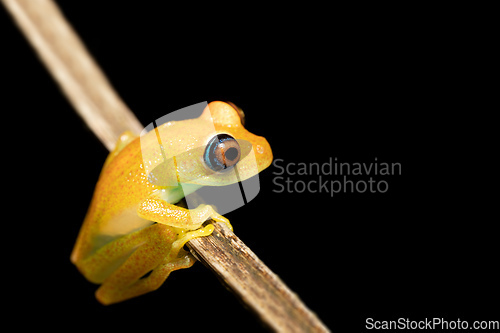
left=225, top=147, right=238, bottom=162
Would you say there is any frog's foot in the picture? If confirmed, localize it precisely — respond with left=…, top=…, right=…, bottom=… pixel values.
left=171, top=224, right=214, bottom=258
left=97, top=253, right=195, bottom=305
left=169, top=211, right=233, bottom=258
left=207, top=210, right=233, bottom=232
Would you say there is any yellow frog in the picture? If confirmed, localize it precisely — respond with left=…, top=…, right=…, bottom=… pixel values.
left=71, top=101, right=273, bottom=305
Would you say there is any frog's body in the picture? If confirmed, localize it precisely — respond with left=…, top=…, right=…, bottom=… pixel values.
left=71, top=101, right=272, bottom=305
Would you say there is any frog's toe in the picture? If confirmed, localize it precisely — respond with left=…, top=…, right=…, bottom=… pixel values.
left=210, top=214, right=233, bottom=232
left=170, top=224, right=215, bottom=258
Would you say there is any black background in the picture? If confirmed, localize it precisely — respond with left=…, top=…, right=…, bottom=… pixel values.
left=2, top=2, right=496, bottom=332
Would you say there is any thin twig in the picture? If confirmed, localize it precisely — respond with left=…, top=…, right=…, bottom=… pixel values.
left=189, top=223, right=330, bottom=332
left=1, top=0, right=142, bottom=150
left=2, top=1, right=330, bottom=332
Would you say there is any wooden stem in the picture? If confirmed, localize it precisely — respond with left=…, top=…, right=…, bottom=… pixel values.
left=188, top=223, right=330, bottom=332
left=1, top=0, right=143, bottom=151
left=2, top=0, right=330, bottom=331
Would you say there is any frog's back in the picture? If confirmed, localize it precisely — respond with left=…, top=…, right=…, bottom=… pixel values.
left=71, top=136, right=161, bottom=263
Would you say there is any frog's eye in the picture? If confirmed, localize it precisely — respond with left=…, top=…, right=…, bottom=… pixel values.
left=204, top=134, right=241, bottom=172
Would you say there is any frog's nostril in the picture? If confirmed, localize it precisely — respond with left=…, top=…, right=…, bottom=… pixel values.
left=226, top=101, right=245, bottom=126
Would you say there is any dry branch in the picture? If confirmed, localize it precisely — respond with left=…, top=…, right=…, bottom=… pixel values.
left=1, top=0, right=142, bottom=150
left=2, top=0, right=330, bottom=332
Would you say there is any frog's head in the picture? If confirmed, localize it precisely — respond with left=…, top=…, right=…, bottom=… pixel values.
left=143, top=101, right=272, bottom=187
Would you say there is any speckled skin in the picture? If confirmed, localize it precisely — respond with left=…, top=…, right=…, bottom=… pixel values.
left=71, top=101, right=273, bottom=304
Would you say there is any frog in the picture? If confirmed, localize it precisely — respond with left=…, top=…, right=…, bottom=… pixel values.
left=70, top=101, right=273, bottom=305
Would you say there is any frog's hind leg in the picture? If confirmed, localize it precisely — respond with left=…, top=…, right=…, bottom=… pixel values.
left=98, top=253, right=194, bottom=305
left=95, top=223, right=194, bottom=305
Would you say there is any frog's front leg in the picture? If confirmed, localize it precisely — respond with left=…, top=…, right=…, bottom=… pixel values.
left=137, top=191, right=233, bottom=232
left=137, top=192, right=233, bottom=257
